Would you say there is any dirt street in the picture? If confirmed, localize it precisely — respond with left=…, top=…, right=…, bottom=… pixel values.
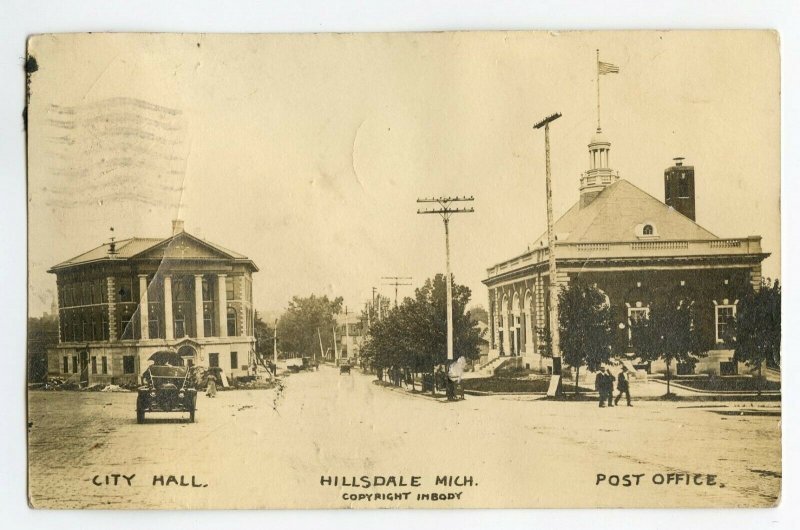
left=28, top=366, right=781, bottom=509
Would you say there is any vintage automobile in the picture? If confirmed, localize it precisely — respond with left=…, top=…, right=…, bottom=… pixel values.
left=339, top=360, right=351, bottom=375
left=286, top=356, right=320, bottom=372
left=136, top=351, right=198, bottom=423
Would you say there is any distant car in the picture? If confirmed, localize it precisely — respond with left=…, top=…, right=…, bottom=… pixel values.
left=136, top=351, right=197, bottom=424
left=339, top=361, right=351, bottom=375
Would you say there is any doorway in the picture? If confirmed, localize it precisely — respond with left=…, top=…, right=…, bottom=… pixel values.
left=79, top=351, right=89, bottom=387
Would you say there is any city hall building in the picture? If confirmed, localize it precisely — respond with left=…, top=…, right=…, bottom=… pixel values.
left=483, top=128, right=769, bottom=376
left=47, top=220, right=258, bottom=386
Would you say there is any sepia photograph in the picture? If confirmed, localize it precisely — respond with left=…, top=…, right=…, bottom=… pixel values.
left=24, top=30, right=781, bottom=510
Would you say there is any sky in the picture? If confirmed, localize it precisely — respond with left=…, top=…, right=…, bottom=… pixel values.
left=26, top=31, right=780, bottom=317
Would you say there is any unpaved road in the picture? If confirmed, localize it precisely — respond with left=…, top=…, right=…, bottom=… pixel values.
left=28, top=365, right=780, bottom=509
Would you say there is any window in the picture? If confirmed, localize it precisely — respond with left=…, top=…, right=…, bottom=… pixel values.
left=643, top=224, right=653, bottom=236
left=91, top=281, right=102, bottom=304
left=63, top=356, right=69, bottom=373
left=227, top=307, right=237, bottom=336
left=716, top=305, right=736, bottom=343
left=72, top=313, right=80, bottom=342
left=118, top=278, right=133, bottom=303
left=82, top=314, right=91, bottom=341
left=64, top=285, right=74, bottom=307
left=123, top=356, right=136, bottom=374
left=119, top=307, right=134, bottom=339
left=72, top=356, right=78, bottom=373
left=174, top=308, right=186, bottom=339
left=91, top=356, right=97, bottom=374
left=226, top=276, right=236, bottom=301
left=148, top=304, right=162, bottom=339
left=230, top=351, right=238, bottom=370
left=92, top=312, right=102, bottom=341
left=101, top=311, right=109, bottom=340
left=100, top=279, right=108, bottom=303
left=209, top=353, right=219, bottom=368
left=628, top=306, right=650, bottom=343
left=204, top=305, right=215, bottom=337
left=101, top=356, right=108, bottom=375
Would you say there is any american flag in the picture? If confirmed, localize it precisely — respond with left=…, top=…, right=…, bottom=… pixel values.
left=598, top=61, right=620, bottom=75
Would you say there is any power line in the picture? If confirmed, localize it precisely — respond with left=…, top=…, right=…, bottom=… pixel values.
left=381, top=276, right=413, bottom=307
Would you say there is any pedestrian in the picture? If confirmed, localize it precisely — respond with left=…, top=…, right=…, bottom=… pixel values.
left=595, top=369, right=606, bottom=407
left=206, top=372, right=217, bottom=398
left=447, top=356, right=467, bottom=401
left=615, top=365, right=632, bottom=406
left=605, top=368, right=615, bottom=407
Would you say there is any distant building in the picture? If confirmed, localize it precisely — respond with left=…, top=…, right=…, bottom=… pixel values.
left=47, top=220, right=258, bottom=386
left=483, top=128, right=769, bottom=376
left=336, top=312, right=364, bottom=364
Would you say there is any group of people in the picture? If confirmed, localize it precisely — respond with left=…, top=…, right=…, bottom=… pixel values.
left=595, top=365, right=632, bottom=407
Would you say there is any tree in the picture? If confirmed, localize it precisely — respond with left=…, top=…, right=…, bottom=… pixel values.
left=735, top=279, right=781, bottom=395
left=632, top=288, right=709, bottom=396
left=28, top=315, right=59, bottom=383
left=361, top=274, right=483, bottom=392
left=253, top=312, right=277, bottom=371
left=278, top=295, right=343, bottom=359
left=558, top=284, right=613, bottom=394
left=468, top=305, right=488, bottom=325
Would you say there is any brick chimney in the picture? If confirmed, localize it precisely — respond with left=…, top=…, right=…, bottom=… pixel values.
left=172, top=219, right=185, bottom=235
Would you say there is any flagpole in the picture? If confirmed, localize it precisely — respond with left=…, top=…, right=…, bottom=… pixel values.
left=596, top=49, right=601, bottom=131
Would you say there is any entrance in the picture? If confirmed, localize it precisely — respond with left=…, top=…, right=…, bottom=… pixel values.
left=177, top=344, right=197, bottom=366
left=79, top=351, right=89, bottom=387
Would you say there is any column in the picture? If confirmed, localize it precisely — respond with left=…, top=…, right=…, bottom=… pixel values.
left=237, top=275, right=246, bottom=337
left=502, top=295, right=510, bottom=355
left=164, top=275, right=174, bottom=340
left=106, top=277, right=117, bottom=341
left=138, top=274, right=149, bottom=340
left=217, top=274, right=228, bottom=338
left=525, top=294, right=534, bottom=354
left=194, top=274, right=204, bottom=338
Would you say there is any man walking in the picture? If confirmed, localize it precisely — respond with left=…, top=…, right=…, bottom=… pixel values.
left=615, top=366, right=632, bottom=406
left=595, top=369, right=606, bottom=407
left=605, top=368, right=615, bottom=407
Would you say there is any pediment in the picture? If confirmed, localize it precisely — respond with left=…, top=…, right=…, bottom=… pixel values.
left=133, top=233, right=233, bottom=261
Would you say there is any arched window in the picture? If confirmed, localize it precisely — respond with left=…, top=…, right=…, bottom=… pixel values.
left=643, top=224, right=654, bottom=236
left=227, top=307, right=237, bottom=337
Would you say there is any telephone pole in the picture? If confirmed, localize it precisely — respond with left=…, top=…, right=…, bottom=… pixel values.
left=382, top=276, right=413, bottom=307
left=273, top=319, right=278, bottom=365
left=417, top=196, right=474, bottom=361
left=533, top=112, right=562, bottom=378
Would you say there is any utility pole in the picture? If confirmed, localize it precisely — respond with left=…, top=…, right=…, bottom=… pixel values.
left=273, top=318, right=278, bottom=365
left=533, top=112, right=563, bottom=379
left=417, top=196, right=474, bottom=361
left=344, top=306, right=350, bottom=360
left=317, top=328, right=324, bottom=361
left=382, top=276, right=413, bottom=307
left=332, top=323, right=339, bottom=364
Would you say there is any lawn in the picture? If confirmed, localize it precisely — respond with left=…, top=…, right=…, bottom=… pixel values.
left=672, top=376, right=780, bottom=392
left=463, top=377, right=593, bottom=393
